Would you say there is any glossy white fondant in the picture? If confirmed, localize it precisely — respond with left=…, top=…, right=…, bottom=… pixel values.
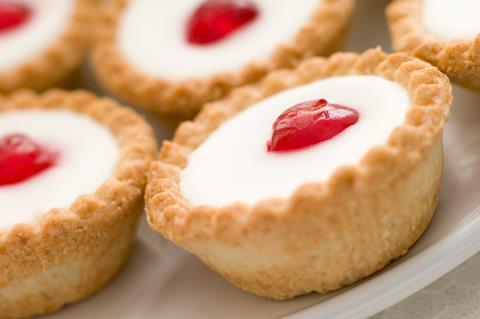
left=0, top=110, right=119, bottom=229
left=181, top=75, right=410, bottom=206
left=118, top=0, right=321, bottom=80
left=0, top=0, right=75, bottom=72
left=422, top=0, right=480, bottom=40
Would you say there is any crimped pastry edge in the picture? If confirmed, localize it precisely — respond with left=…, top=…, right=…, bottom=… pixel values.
left=92, top=0, right=356, bottom=117
left=0, top=0, right=97, bottom=93
left=387, top=0, right=480, bottom=90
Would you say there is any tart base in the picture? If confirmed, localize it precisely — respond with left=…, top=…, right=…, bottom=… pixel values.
left=0, top=204, right=141, bottom=318
left=184, top=138, right=442, bottom=299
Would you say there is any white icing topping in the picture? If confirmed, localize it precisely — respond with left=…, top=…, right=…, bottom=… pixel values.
left=180, top=75, right=410, bottom=206
left=0, top=0, right=74, bottom=72
left=118, top=0, right=321, bottom=80
left=422, top=0, right=480, bottom=40
left=0, top=110, right=119, bottom=229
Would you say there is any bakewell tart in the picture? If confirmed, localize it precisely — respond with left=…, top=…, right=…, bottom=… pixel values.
left=0, top=0, right=95, bottom=93
left=92, top=0, right=355, bottom=117
left=0, top=90, right=156, bottom=318
left=145, top=49, right=452, bottom=300
left=387, top=0, right=480, bottom=91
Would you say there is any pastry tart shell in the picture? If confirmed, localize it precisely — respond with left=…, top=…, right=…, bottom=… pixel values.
left=92, top=0, right=355, bottom=117
left=387, top=0, right=480, bottom=91
left=145, top=49, right=452, bottom=300
left=0, top=90, right=157, bottom=318
left=0, top=0, right=97, bottom=94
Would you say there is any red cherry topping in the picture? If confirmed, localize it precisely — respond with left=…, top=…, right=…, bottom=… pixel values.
left=0, top=2, right=31, bottom=34
left=267, top=99, right=359, bottom=152
left=0, top=134, right=57, bottom=186
left=186, top=0, right=258, bottom=45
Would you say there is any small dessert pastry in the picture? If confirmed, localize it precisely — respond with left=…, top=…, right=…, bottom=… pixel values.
left=0, top=0, right=95, bottom=93
left=146, top=49, right=452, bottom=300
left=387, top=0, right=480, bottom=91
left=92, top=0, right=355, bottom=117
left=0, top=90, right=156, bottom=318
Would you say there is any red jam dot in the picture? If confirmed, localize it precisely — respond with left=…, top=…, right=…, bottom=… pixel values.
left=0, top=2, right=31, bottom=34
left=267, top=99, right=360, bottom=153
left=0, top=134, right=57, bottom=186
left=186, top=0, right=258, bottom=45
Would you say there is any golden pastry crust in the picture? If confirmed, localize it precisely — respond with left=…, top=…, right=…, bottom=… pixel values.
left=145, top=49, right=452, bottom=300
left=387, top=0, right=480, bottom=90
left=0, top=90, right=157, bottom=318
left=0, top=0, right=96, bottom=94
left=92, top=0, right=355, bottom=117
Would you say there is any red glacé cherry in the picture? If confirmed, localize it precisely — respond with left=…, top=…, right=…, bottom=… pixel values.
left=186, top=0, right=258, bottom=45
left=267, top=99, right=359, bottom=152
left=0, top=134, right=57, bottom=186
left=0, top=2, right=31, bottom=34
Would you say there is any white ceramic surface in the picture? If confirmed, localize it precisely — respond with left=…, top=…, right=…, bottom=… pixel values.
left=41, top=1, right=480, bottom=318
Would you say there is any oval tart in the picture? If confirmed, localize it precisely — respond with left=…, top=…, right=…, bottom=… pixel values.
left=146, top=49, right=452, bottom=300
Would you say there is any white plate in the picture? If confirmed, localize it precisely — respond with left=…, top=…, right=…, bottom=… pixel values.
left=43, top=1, right=480, bottom=318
